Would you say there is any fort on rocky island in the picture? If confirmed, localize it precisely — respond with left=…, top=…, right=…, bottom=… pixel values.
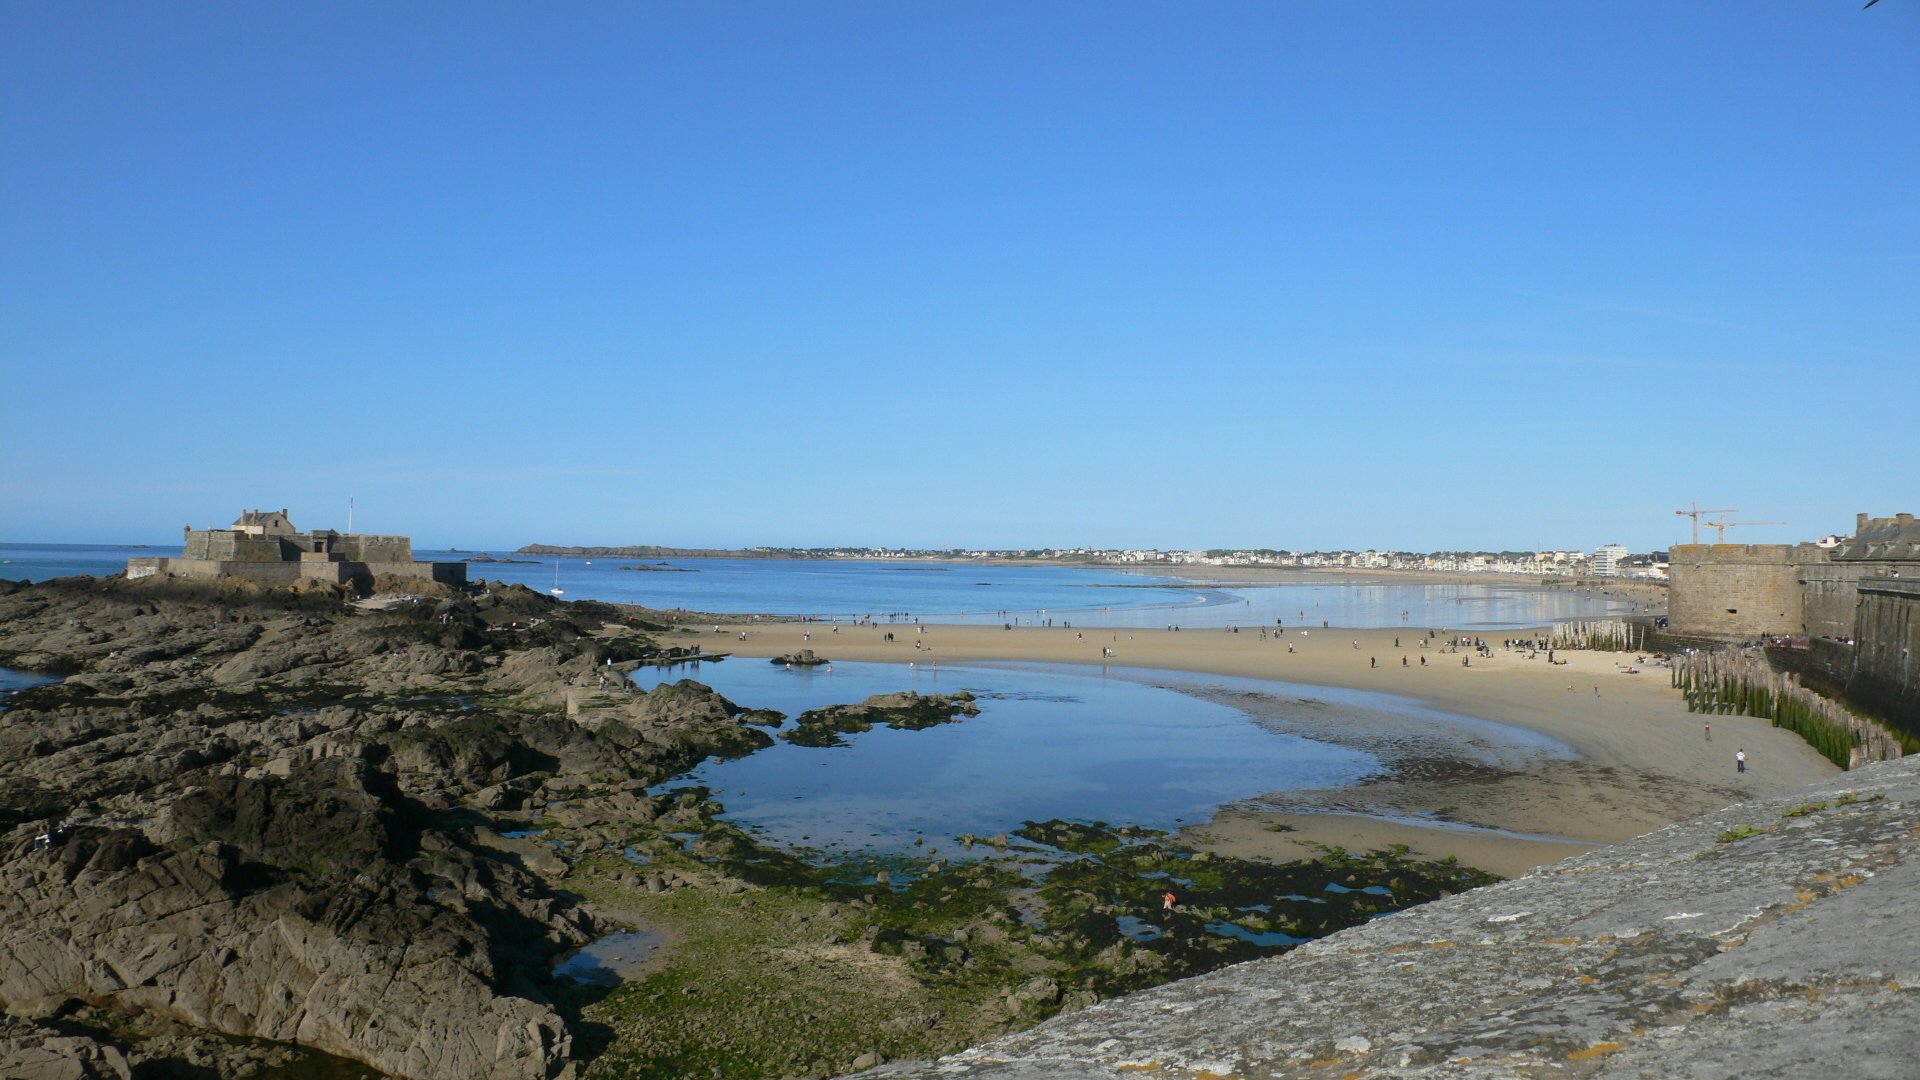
left=1668, top=510, right=1919, bottom=732
left=126, top=507, right=466, bottom=590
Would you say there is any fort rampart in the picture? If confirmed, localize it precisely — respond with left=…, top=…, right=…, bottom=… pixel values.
left=1668, top=512, right=1918, bottom=737
left=129, top=512, right=465, bottom=591
left=1665, top=543, right=1805, bottom=638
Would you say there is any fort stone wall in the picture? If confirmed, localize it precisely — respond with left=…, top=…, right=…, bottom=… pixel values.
left=1666, top=543, right=1804, bottom=637
left=131, top=513, right=463, bottom=591
left=338, top=535, right=414, bottom=563
left=1802, top=560, right=1872, bottom=640
left=1850, top=578, right=1920, bottom=735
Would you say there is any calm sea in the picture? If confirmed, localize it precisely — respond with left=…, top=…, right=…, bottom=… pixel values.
left=639, top=659, right=1382, bottom=855
left=0, top=543, right=1638, bottom=630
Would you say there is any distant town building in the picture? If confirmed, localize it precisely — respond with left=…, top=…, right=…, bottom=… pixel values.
left=128, top=508, right=465, bottom=590
left=1592, top=544, right=1630, bottom=577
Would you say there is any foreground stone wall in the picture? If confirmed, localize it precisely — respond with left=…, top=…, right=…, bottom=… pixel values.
left=859, top=757, right=1920, bottom=1079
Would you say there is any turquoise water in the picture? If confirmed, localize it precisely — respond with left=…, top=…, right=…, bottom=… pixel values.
left=639, top=660, right=1384, bottom=855
left=466, top=554, right=1638, bottom=630
left=637, top=659, right=1582, bottom=859
left=0, top=543, right=183, bottom=581
left=2, top=543, right=1638, bottom=630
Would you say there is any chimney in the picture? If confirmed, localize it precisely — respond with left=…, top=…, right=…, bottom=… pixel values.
left=1858, top=512, right=1870, bottom=536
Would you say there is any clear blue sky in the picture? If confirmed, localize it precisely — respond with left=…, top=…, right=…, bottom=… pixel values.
left=3, top=3, right=1914, bottom=553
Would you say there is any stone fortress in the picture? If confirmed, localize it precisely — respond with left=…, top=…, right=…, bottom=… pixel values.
left=1668, top=510, right=1919, bottom=730
left=127, top=508, right=466, bottom=591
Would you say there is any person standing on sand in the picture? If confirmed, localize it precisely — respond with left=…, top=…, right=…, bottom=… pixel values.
left=1736, top=748, right=1748, bottom=773
left=1705, top=720, right=1712, bottom=741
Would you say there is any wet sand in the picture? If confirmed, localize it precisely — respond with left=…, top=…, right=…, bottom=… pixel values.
left=698, top=620, right=1839, bottom=877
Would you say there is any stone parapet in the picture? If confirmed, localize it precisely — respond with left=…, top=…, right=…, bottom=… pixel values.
left=858, top=756, right=1920, bottom=1079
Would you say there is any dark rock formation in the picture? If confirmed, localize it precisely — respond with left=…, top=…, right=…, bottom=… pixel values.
left=0, top=576, right=788, bottom=1079
left=783, top=691, right=980, bottom=748
left=770, top=649, right=831, bottom=666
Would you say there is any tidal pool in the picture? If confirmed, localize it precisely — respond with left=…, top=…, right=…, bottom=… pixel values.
left=637, top=660, right=1382, bottom=855
left=553, top=930, right=669, bottom=986
left=0, top=666, right=61, bottom=708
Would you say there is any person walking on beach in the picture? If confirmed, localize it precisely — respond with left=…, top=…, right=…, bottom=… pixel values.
left=1736, top=748, right=1748, bottom=773
left=1704, top=720, right=1711, bottom=741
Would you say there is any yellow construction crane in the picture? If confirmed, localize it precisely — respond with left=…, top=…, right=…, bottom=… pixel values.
left=1676, top=501, right=1738, bottom=544
left=1701, top=518, right=1786, bottom=543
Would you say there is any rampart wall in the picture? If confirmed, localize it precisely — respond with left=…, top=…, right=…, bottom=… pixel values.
left=1801, top=561, right=1870, bottom=640
left=184, top=533, right=300, bottom=563
left=337, top=535, right=414, bottom=563
left=1666, top=544, right=1804, bottom=637
left=126, top=557, right=464, bottom=589
left=1850, top=579, right=1920, bottom=734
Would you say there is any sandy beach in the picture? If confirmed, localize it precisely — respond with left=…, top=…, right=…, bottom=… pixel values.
left=696, top=619, right=1837, bottom=878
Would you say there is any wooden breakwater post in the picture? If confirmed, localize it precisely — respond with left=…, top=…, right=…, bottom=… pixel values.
left=1546, top=618, right=1645, bottom=652
left=1671, top=647, right=1913, bottom=769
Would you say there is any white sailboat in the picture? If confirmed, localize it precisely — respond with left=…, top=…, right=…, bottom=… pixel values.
left=550, top=560, right=565, bottom=596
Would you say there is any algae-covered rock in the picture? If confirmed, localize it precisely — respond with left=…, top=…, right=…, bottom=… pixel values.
left=782, top=691, right=980, bottom=747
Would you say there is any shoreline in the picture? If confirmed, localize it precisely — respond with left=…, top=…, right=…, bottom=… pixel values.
left=694, top=620, right=1834, bottom=879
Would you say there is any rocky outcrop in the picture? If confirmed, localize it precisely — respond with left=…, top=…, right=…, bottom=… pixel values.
left=770, top=649, right=831, bottom=666
left=0, top=1014, right=131, bottom=1080
left=0, top=760, right=585, bottom=1080
left=0, top=577, right=791, bottom=1079
left=856, top=756, right=1920, bottom=1079
left=783, top=691, right=980, bottom=747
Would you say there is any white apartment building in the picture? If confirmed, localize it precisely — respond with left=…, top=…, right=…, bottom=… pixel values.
left=1593, top=544, right=1630, bottom=577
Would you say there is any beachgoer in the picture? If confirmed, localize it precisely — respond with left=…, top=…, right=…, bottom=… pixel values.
left=1370, top=657, right=1377, bottom=668
left=1162, top=890, right=1177, bottom=912
left=1736, top=749, right=1748, bottom=773
left=1704, top=721, right=1711, bottom=741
